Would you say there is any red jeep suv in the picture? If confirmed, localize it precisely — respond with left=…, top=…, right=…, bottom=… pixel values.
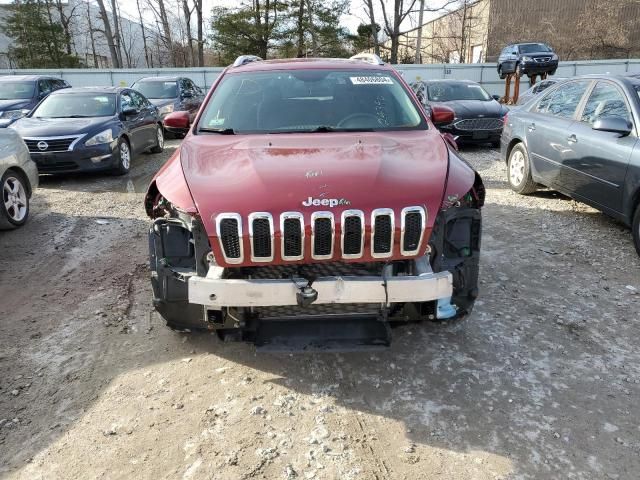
left=145, top=54, right=484, bottom=350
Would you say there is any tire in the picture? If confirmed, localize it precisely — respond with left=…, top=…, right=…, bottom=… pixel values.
left=0, top=170, right=30, bottom=230
left=632, top=203, right=640, bottom=257
left=112, top=137, right=131, bottom=176
left=507, top=143, right=537, bottom=194
left=549, top=69, right=557, bottom=76
left=150, top=125, right=164, bottom=154
left=498, top=65, right=506, bottom=80
left=515, top=63, right=524, bottom=77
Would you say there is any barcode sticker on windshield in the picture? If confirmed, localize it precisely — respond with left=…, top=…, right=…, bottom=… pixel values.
left=350, top=76, right=394, bottom=85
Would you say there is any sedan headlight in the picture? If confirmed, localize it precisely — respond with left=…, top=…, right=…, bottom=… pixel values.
left=521, top=56, right=532, bottom=62
left=85, top=128, right=114, bottom=146
left=158, top=104, right=174, bottom=115
left=0, top=109, right=30, bottom=120
left=551, top=54, right=559, bottom=60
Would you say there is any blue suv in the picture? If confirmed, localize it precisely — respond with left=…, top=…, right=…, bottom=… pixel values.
left=497, top=43, right=559, bottom=79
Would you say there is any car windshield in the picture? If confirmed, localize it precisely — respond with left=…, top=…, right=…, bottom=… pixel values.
left=427, top=82, right=492, bottom=102
left=133, top=81, right=178, bottom=99
left=197, top=69, right=426, bottom=134
left=32, top=93, right=117, bottom=118
left=519, top=43, right=551, bottom=54
left=0, top=81, right=34, bottom=100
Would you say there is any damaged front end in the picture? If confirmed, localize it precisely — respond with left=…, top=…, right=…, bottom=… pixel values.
left=145, top=145, right=484, bottom=350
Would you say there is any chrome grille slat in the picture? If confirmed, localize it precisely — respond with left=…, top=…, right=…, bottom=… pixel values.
left=216, top=213, right=243, bottom=264
left=311, top=211, right=334, bottom=260
left=249, top=212, right=274, bottom=262
left=341, top=209, right=365, bottom=259
left=401, top=206, right=426, bottom=255
left=371, top=209, right=394, bottom=258
left=280, top=212, right=304, bottom=260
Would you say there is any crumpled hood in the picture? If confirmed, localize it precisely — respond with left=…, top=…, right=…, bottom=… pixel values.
left=10, top=116, right=113, bottom=137
left=180, top=130, right=449, bottom=238
left=0, top=99, right=32, bottom=112
left=433, top=99, right=505, bottom=119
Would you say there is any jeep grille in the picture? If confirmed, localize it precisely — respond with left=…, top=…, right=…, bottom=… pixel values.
left=214, top=206, right=426, bottom=264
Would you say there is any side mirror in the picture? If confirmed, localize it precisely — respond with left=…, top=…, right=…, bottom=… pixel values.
left=431, top=104, right=455, bottom=126
left=164, top=111, right=191, bottom=135
left=122, top=106, right=139, bottom=117
left=592, top=116, right=632, bottom=136
left=492, top=94, right=501, bottom=101
left=511, top=51, right=517, bottom=55
left=181, top=90, right=193, bottom=99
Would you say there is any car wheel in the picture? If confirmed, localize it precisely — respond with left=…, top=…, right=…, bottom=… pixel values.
left=0, top=170, right=30, bottom=230
left=549, top=69, right=557, bottom=76
left=112, top=137, right=131, bottom=176
left=632, top=203, right=640, bottom=257
left=150, top=125, right=164, bottom=154
left=498, top=65, right=506, bottom=80
left=507, top=143, right=537, bottom=194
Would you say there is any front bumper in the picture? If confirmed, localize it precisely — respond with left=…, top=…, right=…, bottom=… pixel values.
left=189, top=263, right=453, bottom=309
left=520, top=60, right=558, bottom=74
left=439, top=125, right=502, bottom=144
left=29, top=142, right=118, bottom=174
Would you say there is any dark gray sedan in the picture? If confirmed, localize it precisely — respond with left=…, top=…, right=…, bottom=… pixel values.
left=501, top=74, right=640, bottom=255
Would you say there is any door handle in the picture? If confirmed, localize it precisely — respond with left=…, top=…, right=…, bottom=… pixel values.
left=567, top=134, right=577, bottom=143
left=528, top=123, right=536, bottom=132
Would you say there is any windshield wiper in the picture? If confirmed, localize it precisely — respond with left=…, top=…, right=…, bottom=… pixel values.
left=199, top=127, right=235, bottom=135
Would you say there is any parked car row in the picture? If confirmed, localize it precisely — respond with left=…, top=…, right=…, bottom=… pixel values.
left=0, top=74, right=206, bottom=230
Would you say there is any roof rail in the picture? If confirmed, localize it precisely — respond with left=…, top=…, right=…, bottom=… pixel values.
left=232, top=55, right=263, bottom=67
left=349, top=53, right=385, bottom=66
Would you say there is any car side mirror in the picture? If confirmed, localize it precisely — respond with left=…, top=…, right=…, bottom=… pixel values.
left=121, top=106, right=139, bottom=117
left=592, top=116, right=632, bottom=136
left=181, top=90, right=193, bottom=99
left=492, top=94, right=501, bottom=101
left=511, top=51, right=517, bottom=55
left=430, top=105, right=455, bottom=126
left=164, top=111, right=191, bottom=135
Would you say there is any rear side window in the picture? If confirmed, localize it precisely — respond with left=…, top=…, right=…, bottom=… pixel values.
left=581, top=82, right=631, bottom=125
left=535, top=81, right=590, bottom=119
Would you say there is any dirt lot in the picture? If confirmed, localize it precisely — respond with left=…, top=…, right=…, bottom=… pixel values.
left=1, top=140, right=639, bottom=480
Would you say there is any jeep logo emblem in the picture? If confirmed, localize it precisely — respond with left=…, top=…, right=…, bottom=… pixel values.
left=37, top=141, right=48, bottom=151
left=302, top=196, right=351, bottom=208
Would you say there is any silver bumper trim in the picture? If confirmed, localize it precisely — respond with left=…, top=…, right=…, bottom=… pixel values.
left=188, top=268, right=453, bottom=308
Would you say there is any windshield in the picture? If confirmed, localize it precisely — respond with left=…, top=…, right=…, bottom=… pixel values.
left=0, top=82, right=34, bottom=100
left=197, top=69, right=426, bottom=134
left=519, top=43, right=551, bottom=54
left=133, top=81, right=178, bottom=99
left=32, top=93, right=117, bottom=118
left=427, top=82, right=492, bottom=102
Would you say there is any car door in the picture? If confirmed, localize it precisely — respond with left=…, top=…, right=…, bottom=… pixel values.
left=561, top=81, right=637, bottom=213
left=120, top=90, right=146, bottom=153
left=525, top=80, right=592, bottom=186
left=130, top=89, right=158, bottom=149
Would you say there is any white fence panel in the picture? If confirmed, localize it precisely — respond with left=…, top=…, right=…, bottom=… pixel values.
left=1, top=60, right=639, bottom=96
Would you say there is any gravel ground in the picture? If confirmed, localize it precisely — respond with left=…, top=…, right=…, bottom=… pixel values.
left=1, top=141, right=639, bottom=480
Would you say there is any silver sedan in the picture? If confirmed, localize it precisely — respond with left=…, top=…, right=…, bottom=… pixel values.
left=0, top=128, right=38, bottom=229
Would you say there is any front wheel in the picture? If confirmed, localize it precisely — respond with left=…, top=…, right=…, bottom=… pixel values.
left=515, top=63, right=523, bottom=77
left=507, top=143, right=537, bottom=194
left=150, top=125, right=164, bottom=154
left=498, top=65, right=506, bottom=80
left=0, top=171, right=30, bottom=230
left=112, top=137, right=131, bottom=176
left=632, top=204, right=640, bottom=257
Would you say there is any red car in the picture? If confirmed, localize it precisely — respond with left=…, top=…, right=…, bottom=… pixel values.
left=145, top=54, right=484, bottom=349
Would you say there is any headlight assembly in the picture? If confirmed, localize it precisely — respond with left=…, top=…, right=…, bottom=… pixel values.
left=85, top=128, right=114, bottom=146
left=0, top=109, right=30, bottom=120
left=159, top=104, right=174, bottom=115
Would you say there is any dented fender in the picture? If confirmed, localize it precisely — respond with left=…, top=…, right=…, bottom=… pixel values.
left=441, top=147, right=485, bottom=210
left=145, top=149, right=197, bottom=217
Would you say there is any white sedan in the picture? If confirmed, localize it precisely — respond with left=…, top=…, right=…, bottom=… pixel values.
left=0, top=128, right=38, bottom=229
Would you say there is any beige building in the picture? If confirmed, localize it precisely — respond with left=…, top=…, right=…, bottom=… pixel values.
left=397, top=0, right=640, bottom=64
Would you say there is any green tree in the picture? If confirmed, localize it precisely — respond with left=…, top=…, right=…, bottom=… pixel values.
left=290, top=0, right=352, bottom=58
left=4, top=0, right=81, bottom=68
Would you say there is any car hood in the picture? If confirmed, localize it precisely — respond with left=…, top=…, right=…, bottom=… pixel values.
left=433, top=100, right=505, bottom=119
left=180, top=130, right=449, bottom=237
left=10, top=116, right=114, bottom=137
left=0, top=99, right=32, bottom=111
